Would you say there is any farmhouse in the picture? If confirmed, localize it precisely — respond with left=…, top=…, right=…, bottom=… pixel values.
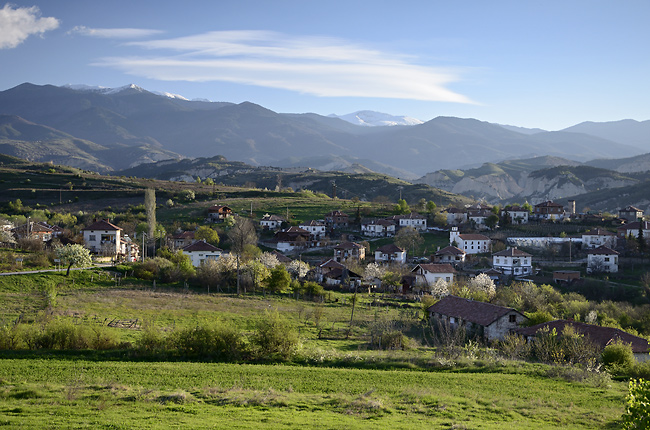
left=260, top=214, right=285, bottom=230
left=586, top=245, right=619, bottom=274
left=427, top=295, right=527, bottom=341
left=617, top=221, right=650, bottom=240
left=207, top=205, right=233, bottom=223
left=492, top=247, right=533, bottom=276
left=411, top=263, right=455, bottom=286
left=533, top=201, right=564, bottom=220
left=445, top=207, right=468, bottom=225
left=333, top=241, right=365, bottom=263
left=502, top=206, right=529, bottom=224
left=361, top=219, right=396, bottom=237
left=171, top=231, right=195, bottom=249
left=181, top=240, right=223, bottom=267
left=516, top=320, right=650, bottom=362
left=299, top=220, right=326, bottom=241
left=273, top=226, right=311, bottom=252
left=387, top=213, right=427, bottom=231
left=433, top=245, right=466, bottom=264
left=11, top=221, right=54, bottom=242
left=581, top=228, right=616, bottom=249
left=374, top=243, right=406, bottom=264
left=618, top=206, right=644, bottom=222
left=82, top=219, right=122, bottom=257
left=324, top=210, right=349, bottom=229
left=449, top=227, right=491, bottom=254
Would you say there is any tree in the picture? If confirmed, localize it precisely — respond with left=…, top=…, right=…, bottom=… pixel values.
left=55, top=244, right=92, bottom=276
left=144, top=188, right=156, bottom=239
left=245, top=259, right=271, bottom=292
left=179, top=189, right=195, bottom=202
left=623, top=379, right=650, bottom=429
left=227, top=218, right=258, bottom=295
left=286, top=260, right=310, bottom=279
left=267, top=265, right=291, bottom=293
left=0, top=230, right=16, bottom=246
left=430, top=278, right=449, bottom=298
left=522, top=202, right=533, bottom=214
left=485, top=214, right=499, bottom=230
left=395, top=226, right=423, bottom=256
left=194, top=226, right=220, bottom=245
left=258, top=252, right=280, bottom=269
left=466, top=273, right=496, bottom=300
left=394, top=199, right=410, bottom=215
left=363, top=262, right=385, bottom=284
left=426, top=201, right=437, bottom=217
left=638, top=222, right=646, bottom=254
left=381, top=271, right=402, bottom=293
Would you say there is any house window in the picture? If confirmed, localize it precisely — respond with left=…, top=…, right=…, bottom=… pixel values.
left=509, top=315, right=517, bottom=323
left=89, top=235, right=96, bottom=241
left=450, top=317, right=456, bottom=324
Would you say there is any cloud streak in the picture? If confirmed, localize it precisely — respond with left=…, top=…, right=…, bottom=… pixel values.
left=0, top=3, right=59, bottom=49
left=95, top=30, right=474, bottom=103
left=69, top=26, right=163, bottom=39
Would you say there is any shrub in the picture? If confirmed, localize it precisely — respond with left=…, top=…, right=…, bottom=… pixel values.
left=602, top=341, right=635, bottom=371
left=497, top=333, right=531, bottom=360
left=250, top=310, right=300, bottom=361
left=623, top=379, right=650, bottom=429
left=170, top=322, right=245, bottom=361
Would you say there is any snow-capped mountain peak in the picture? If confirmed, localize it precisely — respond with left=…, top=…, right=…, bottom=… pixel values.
left=331, top=110, right=423, bottom=127
left=62, top=83, right=146, bottom=95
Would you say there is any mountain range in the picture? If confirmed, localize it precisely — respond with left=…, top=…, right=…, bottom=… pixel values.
left=0, top=83, right=648, bottom=179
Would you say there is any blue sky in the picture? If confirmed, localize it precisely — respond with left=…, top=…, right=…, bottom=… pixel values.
left=1, top=1, right=649, bottom=130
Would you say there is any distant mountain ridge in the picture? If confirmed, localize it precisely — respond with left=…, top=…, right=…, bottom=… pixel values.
left=330, top=110, right=424, bottom=127
left=0, top=82, right=646, bottom=178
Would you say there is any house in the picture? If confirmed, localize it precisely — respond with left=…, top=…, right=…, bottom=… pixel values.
left=82, top=219, right=122, bottom=257
left=171, top=231, right=195, bottom=249
left=273, top=226, right=311, bottom=252
left=433, top=246, right=466, bottom=264
left=553, top=270, right=580, bottom=284
left=467, top=204, right=493, bottom=226
left=324, top=210, right=349, bottom=229
left=315, top=258, right=346, bottom=283
left=581, top=228, right=616, bottom=249
left=11, top=222, right=54, bottom=242
left=492, top=247, right=533, bottom=276
left=446, top=207, right=468, bottom=225
left=587, top=246, right=619, bottom=274
left=207, top=205, right=233, bottom=223
left=516, top=320, right=650, bottom=362
left=37, top=221, right=63, bottom=237
left=618, top=206, right=644, bottom=222
left=411, top=263, right=456, bottom=286
left=374, top=244, right=407, bottom=264
left=322, top=267, right=362, bottom=289
left=120, top=236, right=140, bottom=262
left=533, top=201, right=564, bottom=220
left=361, top=219, right=396, bottom=237
left=387, top=213, right=427, bottom=231
left=260, top=214, right=285, bottom=230
left=427, top=295, right=528, bottom=341
left=502, top=206, right=529, bottom=224
left=299, top=220, right=326, bottom=241
left=181, top=240, right=223, bottom=267
left=617, top=221, right=650, bottom=240
left=333, top=241, right=365, bottom=263
left=449, top=227, right=491, bottom=254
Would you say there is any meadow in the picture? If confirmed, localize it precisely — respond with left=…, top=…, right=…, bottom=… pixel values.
left=0, top=271, right=630, bottom=429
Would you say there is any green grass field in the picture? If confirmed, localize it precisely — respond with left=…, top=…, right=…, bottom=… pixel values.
left=0, top=358, right=627, bottom=429
left=0, top=271, right=631, bottom=429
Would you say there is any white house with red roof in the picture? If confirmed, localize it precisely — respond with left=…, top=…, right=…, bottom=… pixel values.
left=492, top=247, right=533, bottom=276
left=361, top=219, right=396, bottom=237
left=433, top=245, right=466, bottom=264
left=82, top=219, right=122, bottom=256
left=299, top=220, right=327, bottom=241
left=587, top=245, right=619, bottom=274
left=581, top=228, right=616, bottom=249
left=260, top=214, right=285, bottom=230
left=449, top=227, right=491, bottom=254
left=181, top=240, right=223, bottom=266
left=411, top=263, right=456, bottom=286
left=617, top=221, right=650, bottom=240
left=502, top=206, right=529, bottom=224
left=374, top=243, right=407, bottom=264
left=533, top=201, right=564, bottom=220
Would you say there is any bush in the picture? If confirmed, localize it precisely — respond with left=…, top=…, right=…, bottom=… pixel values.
left=602, top=341, right=635, bottom=371
left=170, top=322, right=245, bottom=361
left=623, top=379, right=650, bottom=429
left=250, top=311, right=300, bottom=361
left=497, top=333, right=531, bottom=360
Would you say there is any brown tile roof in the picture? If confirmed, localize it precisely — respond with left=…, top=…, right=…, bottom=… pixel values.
left=458, top=233, right=490, bottom=241
left=414, top=263, right=456, bottom=274
left=534, top=201, right=563, bottom=208
left=82, top=219, right=122, bottom=231
left=182, top=240, right=222, bottom=252
left=427, top=295, right=523, bottom=326
left=492, top=247, right=531, bottom=257
left=334, top=241, right=363, bottom=250
left=376, top=244, right=405, bottom=253
left=271, top=250, right=292, bottom=263
left=435, top=245, right=465, bottom=256
left=300, top=220, right=325, bottom=226
left=583, top=228, right=615, bottom=236
left=172, top=231, right=195, bottom=239
left=618, top=221, right=650, bottom=231
left=516, top=320, right=650, bottom=353
left=586, top=245, right=619, bottom=255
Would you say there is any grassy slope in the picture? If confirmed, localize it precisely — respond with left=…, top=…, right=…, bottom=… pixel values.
left=0, top=358, right=626, bottom=429
left=0, top=271, right=628, bottom=428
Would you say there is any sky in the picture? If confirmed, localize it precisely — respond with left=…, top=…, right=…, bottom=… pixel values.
left=1, top=1, right=649, bottom=130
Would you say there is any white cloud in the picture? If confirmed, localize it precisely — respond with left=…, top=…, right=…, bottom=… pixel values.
left=95, top=30, right=475, bottom=103
left=0, top=3, right=59, bottom=49
left=68, top=26, right=163, bottom=39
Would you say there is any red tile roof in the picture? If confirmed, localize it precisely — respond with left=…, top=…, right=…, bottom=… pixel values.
left=586, top=245, right=619, bottom=255
left=516, top=320, right=649, bottom=353
left=414, top=263, right=456, bottom=274
left=182, top=241, right=222, bottom=252
left=427, top=295, right=523, bottom=326
left=492, top=247, right=531, bottom=257
left=82, top=220, right=122, bottom=231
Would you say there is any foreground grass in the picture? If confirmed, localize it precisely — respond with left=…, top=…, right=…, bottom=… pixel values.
left=0, top=358, right=626, bottom=429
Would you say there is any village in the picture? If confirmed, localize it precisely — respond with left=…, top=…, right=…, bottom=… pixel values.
left=3, top=196, right=649, bottom=362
